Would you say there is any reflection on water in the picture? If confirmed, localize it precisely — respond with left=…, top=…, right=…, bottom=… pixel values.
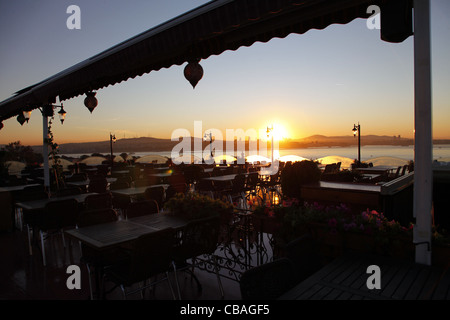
left=63, top=145, right=450, bottom=164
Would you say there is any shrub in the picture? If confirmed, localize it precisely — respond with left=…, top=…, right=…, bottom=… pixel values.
left=281, top=160, right=321, bottom=199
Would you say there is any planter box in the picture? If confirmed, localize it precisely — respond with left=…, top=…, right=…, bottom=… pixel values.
left=252, top=215, right=281, bottom=234
left=432, top=244, right=450, bottom=268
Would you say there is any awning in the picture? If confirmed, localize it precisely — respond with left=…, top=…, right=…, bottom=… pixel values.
left=0, top=0, right=393, bottom=121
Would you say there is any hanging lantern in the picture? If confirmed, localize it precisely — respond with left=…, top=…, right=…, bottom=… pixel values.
left=17, top=113, right=26, bottom=126
left=184, top=59, right=203, bottom=89
left=58, top=105, right=67, bottom=124
left=23, top=110, right=32, bottom=123
left=84, top=92, right=98, bottom=113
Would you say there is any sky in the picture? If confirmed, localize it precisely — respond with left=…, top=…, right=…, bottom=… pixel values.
left=0, top=0, right=449, bottom=146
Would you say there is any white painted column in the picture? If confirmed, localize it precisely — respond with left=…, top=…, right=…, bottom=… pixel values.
left=43, top=113, right=50, bottom=190
left=413, top=0, right=432, bottom=265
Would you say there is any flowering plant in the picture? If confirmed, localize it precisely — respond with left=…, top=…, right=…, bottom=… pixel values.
left=163, top=192, right=233, bottom=220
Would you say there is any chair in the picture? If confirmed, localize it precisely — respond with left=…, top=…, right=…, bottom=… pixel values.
left=77, top=208, right=120, bottom=299
left=223, top=174, right=246, bottom=207
left=239, top=257, right=297, bottom=300
left=15, top=185, right=49, bottom=229
left=196, top=179, right=216, bottom=199
left=65, top=172, right=88, bottom=182
left=109, top=181, right=130, bottom=190
left=37, top=198, right=80, bottom=266
left=55, top=186, right=83, bottom=197
left=126, top=200, right=159, bottom=219
left=84, top=192, right=113, bottom=210
left=102, top=228, right=178, bottom=300
left=143, top=186, right=165, bottom=210
left=172, top=215, right=224, bottom=299
left=88, top=176, right=108, bottom=193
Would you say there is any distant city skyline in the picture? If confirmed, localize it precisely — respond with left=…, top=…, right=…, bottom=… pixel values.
left=0, top=0, right=449, bottom=146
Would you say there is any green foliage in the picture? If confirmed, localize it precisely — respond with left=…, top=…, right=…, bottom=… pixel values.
left=163, top=192, right=233, bottom=220
left=1, top=141, right=43, bottom=165
left=44, top=117, right=64, bottom=190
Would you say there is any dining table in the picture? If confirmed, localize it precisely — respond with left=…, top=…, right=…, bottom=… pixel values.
left=110, top=184, right=169, bottom=199
left=15, top=192, right=98, bottom=211
left=202, top=174, right=238, bottom=182
left=64, top=212, right=190, bottom=299
left=65, top=213, right=188, bottom=250
left=66, top=177, right=117, bottom=188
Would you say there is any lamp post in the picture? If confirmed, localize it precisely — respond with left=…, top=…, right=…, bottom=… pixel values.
left=267, top=125, right=274, bottom=163
left=204, top=131, right=213, bottom=160
left=352, top=122, right=361, bottom=165
left=110, top=133, right=116, bottom=169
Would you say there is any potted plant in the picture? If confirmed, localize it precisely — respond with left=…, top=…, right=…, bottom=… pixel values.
left=163, top=192, right=233, bottom=221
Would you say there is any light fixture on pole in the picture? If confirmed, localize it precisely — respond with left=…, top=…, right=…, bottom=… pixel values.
left=110, top=133, right=116, bottom=169
left=267, top=125, right=274, bottom=163
left=204, top=131, right=213, bottom=159
left=352, top=122, right=361, bottom=165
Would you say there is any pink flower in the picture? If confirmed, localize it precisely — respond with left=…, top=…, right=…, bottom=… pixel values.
left=328, top=218, right=337, bottom=228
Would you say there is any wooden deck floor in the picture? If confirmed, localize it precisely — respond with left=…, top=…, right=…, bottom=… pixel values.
left=279, top=253, right=450, bottom=300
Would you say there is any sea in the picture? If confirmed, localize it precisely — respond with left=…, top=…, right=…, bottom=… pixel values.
left=62, top=144, right=450, bottom=166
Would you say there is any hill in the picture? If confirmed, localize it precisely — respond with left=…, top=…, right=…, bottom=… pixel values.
left=24, top=135, right=449, bottom=155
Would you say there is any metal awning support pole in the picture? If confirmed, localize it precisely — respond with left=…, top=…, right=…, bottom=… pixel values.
left=413, top=0, right=432, bottom=266
left=42, top=113, right=50, bottom=190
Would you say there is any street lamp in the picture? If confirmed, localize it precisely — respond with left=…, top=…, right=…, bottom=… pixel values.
left=110, top=133, right=116, bottom=169
left=204, top=131, right=213, bottom=160
left=352, top=122, right=361, bottom=165
left=267, top=125, right=274, bottom=163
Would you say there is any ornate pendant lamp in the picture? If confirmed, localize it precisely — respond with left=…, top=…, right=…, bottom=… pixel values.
left=17, top=113, right=26, bottom=126
left=58, top=105, right=67, bottom=124
left=23, top=110, right=32, bottom=123
left=84, top=91, right=98, bottom=113
left=184, top=59, right=203, bottom=89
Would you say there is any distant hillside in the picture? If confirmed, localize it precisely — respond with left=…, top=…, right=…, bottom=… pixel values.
left=25, top=135, right=449, bottom=155
left=280, top=135, right=418, bottom=149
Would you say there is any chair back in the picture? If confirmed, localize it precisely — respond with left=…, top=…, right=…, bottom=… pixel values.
left=244, top=172, right=259, bottom=191
left=17, top=185, right=48, bottom=202
left=144, top=186, right=165, bottom=209
left=176, top=216, right=220, bottom=260
left=42, top=198, right=79, bottom=230
left=126, top=228, right=175, bottom=283
left=85, top=192, right=113, bottom=210
left=77, top=208, right=118, bottom=227
left=126, top=200, right=159, bottom=219
left=56, top=187, right=82, bottom=197
left=231, top=174, right=246, bottom=193
left=109, top=181, right=130, bottom=190
left=88, top=176, right=108, bottom=193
